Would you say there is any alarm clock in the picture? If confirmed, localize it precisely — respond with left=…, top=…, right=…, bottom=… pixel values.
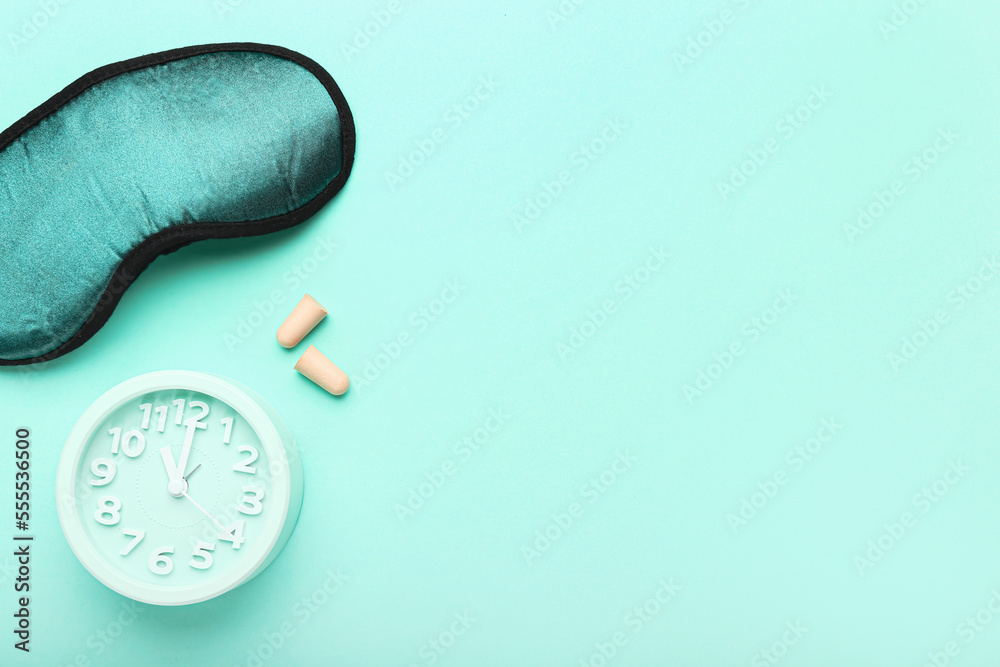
left=56, top=371, right=303, bottom=606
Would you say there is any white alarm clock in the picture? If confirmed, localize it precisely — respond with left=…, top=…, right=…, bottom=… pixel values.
left=56, top=371, right=303, bottom=606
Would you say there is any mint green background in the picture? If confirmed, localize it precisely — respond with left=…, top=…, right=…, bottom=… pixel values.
left=1, top=1, right=999, bottom=665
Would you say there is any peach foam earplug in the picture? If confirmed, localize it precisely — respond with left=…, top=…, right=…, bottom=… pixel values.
left=277, top=294, right=328, bottom=348
left=294, top=345, right=349, bottom=396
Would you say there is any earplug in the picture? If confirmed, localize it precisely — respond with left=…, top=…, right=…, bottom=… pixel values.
left=277, top=294, right=328, bottom=348
left=294, top=345, right=349, bottom=396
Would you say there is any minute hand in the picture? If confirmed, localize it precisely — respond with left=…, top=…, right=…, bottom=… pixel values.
left=174, top=423, right=198, bottom=481
left=182, top=491, right=225, bottom=531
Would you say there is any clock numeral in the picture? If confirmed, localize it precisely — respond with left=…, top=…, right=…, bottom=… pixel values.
left=189, top=542, right=216, bottom=570
left=237, top=486, right=265, bottom=515
left=173, top=399, right=186, bottom=425
left=89, top=458, right=116, bottom=486
left=143, top=400, right=209, bottom=432
left=121, top=430, right=146, bottom=458
left=185, top=401, right=210, bottom=430
left=218, top=520, right=246, bottom=550
left=109, top=429, right=144, bottom=457
left=220, top=417, right=234, bottom=444
left=139, top=403, right=152, bottom=430
left=94, top=496, right=122, bottom=526
left=108, top=427, right=122, bottom=454
left=120, top=528, right=145, bottom=556
left=233, top=446, right=258, bottom=474
left=155, top=406, right=168, bottom=432
left=148, top=547, right=175, bottom=575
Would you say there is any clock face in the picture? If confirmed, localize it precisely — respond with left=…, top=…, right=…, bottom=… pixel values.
left=57, top=372, right=301, bottom=606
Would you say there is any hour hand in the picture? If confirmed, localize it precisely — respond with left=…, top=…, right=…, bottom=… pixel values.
left=160, top=446, right=180, bottom=481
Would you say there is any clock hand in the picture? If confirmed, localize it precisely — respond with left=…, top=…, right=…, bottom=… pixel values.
left=159, top=446, right=180, bottom=482
left=183, top=463, right=201, bottom=481
left=181, top=490, right=225, bottom=531
left=172, top=422, right=201, bottom=481
left=160, top=447, right=193, bottom=498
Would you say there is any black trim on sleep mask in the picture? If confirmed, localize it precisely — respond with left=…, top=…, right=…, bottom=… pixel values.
left=0, top=42, right=356, bottom=367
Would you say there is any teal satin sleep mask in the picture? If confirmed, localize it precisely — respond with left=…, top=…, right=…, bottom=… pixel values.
left=0, top=43, right=355, bottom=366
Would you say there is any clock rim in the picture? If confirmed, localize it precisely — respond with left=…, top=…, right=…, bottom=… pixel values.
left=56, top=370, right=296, bottom=606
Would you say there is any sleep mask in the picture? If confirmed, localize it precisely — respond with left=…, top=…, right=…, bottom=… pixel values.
left=0, top=43, right=355, bottom=366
